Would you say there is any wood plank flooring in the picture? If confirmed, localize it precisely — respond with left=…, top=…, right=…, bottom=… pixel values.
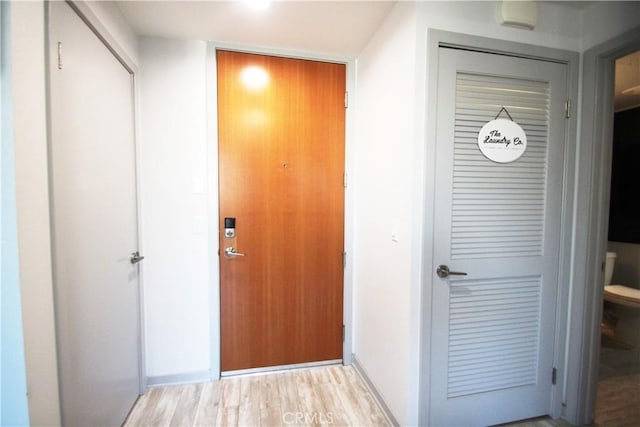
left=126, top=355, right=640, bottom=427
left=124, top=365, right=391, bottom=427
left=594, top=347, right=640, bottom=427
left=500, top=417, right=572, bottom=427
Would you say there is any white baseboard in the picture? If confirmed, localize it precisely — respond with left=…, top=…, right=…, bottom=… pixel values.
left=146, top=370, right=213, bottom=388
left=351, top=354, right=399, bottom=427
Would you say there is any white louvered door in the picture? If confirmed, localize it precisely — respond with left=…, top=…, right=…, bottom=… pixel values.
left=430, top=48, right=568, bottom=426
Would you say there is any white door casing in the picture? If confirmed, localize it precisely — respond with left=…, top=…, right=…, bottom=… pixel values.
left=49, top=2, right=141, bottom=426
left=430, top=47, right=568, bottom=426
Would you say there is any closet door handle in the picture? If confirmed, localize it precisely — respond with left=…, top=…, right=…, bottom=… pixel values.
left=436, top=265, right=467, bottom=278
left=130, top=251, right=145, bottom=264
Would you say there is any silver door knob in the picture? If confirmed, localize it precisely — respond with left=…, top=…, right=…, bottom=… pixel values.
left=436, top=265, right=467, bottom=278
left=225, top=247, right=245, bottom=258
left=130, top=251, right=145, bottom=264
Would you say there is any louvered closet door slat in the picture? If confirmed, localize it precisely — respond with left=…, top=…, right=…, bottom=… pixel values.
left=446, top=71, right=550, bottom=398
left=451, top=72, right=550, bottom=260
left=447, top=277, right=542, bottom=398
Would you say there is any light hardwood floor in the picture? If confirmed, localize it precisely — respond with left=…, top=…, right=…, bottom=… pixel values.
left=593, top=346, right=640, bottom=427
left=126, top=364, right=579, bottom=427
left=501, top=417, right=572, bottom=427
left=124, top=365, right=391, bottom=427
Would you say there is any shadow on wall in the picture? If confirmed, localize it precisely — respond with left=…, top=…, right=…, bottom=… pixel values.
left=608, top=241, right=640, bottom=287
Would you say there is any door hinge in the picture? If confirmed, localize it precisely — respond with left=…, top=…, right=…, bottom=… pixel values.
left=57, top=41, right=63, bottom=70
left=564, top=100, right=571, bottom=119
left=343, top=172, right=348, bottom=188
left=342, top=325, right=345, bottom=343
left=552, top=367, right=557, bottom=385
left=343, top=251, right=346, bottom=269
left=345, top=91, right=348, bottom=109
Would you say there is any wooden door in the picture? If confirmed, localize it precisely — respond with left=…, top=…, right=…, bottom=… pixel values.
left=49, top=2, right=141, bottom=425
left=430, top=47, right=568, bottom=426
left=217, top=51, right=346, bottom=372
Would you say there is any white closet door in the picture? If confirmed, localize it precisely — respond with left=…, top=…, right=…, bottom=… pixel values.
left=430, top=47, right=568, bottom=426
left=49, top=3, right=141, bottom=426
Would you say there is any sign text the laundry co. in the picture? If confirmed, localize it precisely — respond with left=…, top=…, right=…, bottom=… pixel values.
left=477, top=118, right=527, bottom=163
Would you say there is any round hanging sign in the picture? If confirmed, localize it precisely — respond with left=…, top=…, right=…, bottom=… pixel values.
left=477, top=118, right=527, bottom=163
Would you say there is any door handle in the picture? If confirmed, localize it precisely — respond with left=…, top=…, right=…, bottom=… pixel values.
left=130, top=251, right=145, bottom=264
left=436, top=265, right=467, bottom=278
left=224, top=247, right=245, bottom=258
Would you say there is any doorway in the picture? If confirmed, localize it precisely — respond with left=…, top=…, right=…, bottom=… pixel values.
left=572, top=26, right=640, bottom=427
left=216, top=51, right=346, bottom=373
left=594, top=49, right=640, bottom=427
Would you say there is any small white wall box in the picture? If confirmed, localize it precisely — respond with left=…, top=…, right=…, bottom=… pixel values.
left=499, top=1, right=537, bottom=30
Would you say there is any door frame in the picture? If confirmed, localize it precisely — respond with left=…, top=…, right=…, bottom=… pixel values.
left=419, top=30, right=579, bottom=426
left=568, top=26, right=640, bottom=426
left=45, top=0, right=146, bottom=394
left=205, top=42, right=356, bottom=379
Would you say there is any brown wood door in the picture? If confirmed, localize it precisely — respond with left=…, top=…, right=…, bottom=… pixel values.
left=217, top=50, right=346, bottom=372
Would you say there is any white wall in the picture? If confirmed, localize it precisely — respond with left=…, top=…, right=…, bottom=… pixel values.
left=580, top=1, right=640, bottom=51
left=352, top=3, right=419, bottom=425
left=353, top=1, right=586, bottom=424
left=11, top=1, right=139, bottom=424
left=12, top=2, right=62, bottom=424
left=138, top=37, right=213, bottom=380
left=419, top=1, right=581, bottom=51
left=1, top=1, right=30, bottom=423
left=83, top=1, right=140, bottom=66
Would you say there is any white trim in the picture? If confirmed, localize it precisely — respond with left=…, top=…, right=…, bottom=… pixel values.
left=205, top=44, right=221, bottom=381
left=221, top=360, right=341, bottom=378
left=209, top=41, right=352, bottom=66
left=130, top=62, right=147, bottom=396
left=419, top=29, right=579, bottom=426
left=206, top=42, right=356, bottom=374
left=570, top=26, right=640, bottom=426
left=146, top=370, right=212, bottom=388
left=352, top=355, right=399, bottom=427
left=343, top=57, right=356, bottom=366
left=66, top=1, right=137, bottom=73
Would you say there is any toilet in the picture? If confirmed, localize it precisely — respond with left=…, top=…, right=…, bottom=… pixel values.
left=603, top=251, right=640, bottom=308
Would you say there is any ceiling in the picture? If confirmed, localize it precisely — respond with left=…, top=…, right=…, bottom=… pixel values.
left=615, top=50, right=640, bottom=111
left=116, top=0, right=397, bottom=57
left=117, top=1, right=638, bottom=109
